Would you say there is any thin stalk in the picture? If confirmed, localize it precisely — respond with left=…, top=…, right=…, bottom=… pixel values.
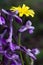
left=18, top=33, right=24, bottom=65
left=31, top=58, right=34, bottom=65
left=25, top=55, right=31, bottom=65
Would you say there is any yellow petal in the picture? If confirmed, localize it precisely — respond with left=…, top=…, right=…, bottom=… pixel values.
left=10, top=4, right=35, bottom=17
left=19, top=13, right=23, bottom=17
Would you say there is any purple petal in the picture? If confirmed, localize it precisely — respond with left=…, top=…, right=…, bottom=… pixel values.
left=26, top=20, right=32, bottom=26
left=9, top=43, right=20, bottom=51
left=13, top=60, right=22, bottom=65
left=4, top=51, right=21, bottom=65
left=2, top=9, right=16, bottom=16
left=26, top=49, right=36, bottom=60
left=11, top=61, right=16, bottom=65
left=0, top=50, right=5, bottom=54
left=4, top=52, right=20, bottom=60
left=12, top=54, right=19, bottom=59
left=4, top=51, right=12, bottom=59
left=2, top=9, right=10, bottom=15
left=0, top=16, right=5, bottom=25
left=14, top=15, right=22, bottom=23
left=32, top=48, right=40, bottom=55
left=11, top=60, right=22, bottom=65
left=28, top=52, right=36, bottom=60
left=2, top=39, right=6, bottom=45
left=29, top=26, right=35, bottom=30
left=20, top=46, right=27, bottom=53
left=19, top=26, right=27, bottom=32
left=29, top=29, right=34, bottom=34
left=6, top=21, right=13, bottom=43
left=20, top=46, right=36, bottom=60
left=28, top=26, right=35, bottom=34
left=2, top=9, right=22, bottom=23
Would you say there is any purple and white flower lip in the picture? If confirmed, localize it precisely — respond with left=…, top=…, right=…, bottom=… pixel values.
left=0, top=16, right=5, bottom=25
left=19, top=20, right=35, bottom=34
left=0, top=16, right=7, bottom=27
left=31, top=48, right=40, bottom=55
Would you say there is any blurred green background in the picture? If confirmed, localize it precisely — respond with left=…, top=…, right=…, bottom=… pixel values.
left=0, top=0, right=43, bottom=65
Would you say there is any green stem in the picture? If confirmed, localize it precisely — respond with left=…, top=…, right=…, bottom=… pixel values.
left=0, top=54, right=2, bottom=61
left=31, top=58, right=34, bottom=65
left=25, top=55, right=31, bottom=65
left=18, top=33, right=24, bottom=65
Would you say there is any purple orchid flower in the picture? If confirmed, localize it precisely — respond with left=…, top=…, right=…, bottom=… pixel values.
left=26, top=48, right=40, bottom=60
left=20, top=46, right=40, bottom=60
left=14, top=45, right=40, bottom=60
left=19, top=20, right=35, bottom=34
left=2, top=9, right=22, bottom=23
left=19, top=46, right=40, bottom=60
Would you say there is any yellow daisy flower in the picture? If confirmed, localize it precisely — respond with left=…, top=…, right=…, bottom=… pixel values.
left=10, top=4, right=35, bottom=17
